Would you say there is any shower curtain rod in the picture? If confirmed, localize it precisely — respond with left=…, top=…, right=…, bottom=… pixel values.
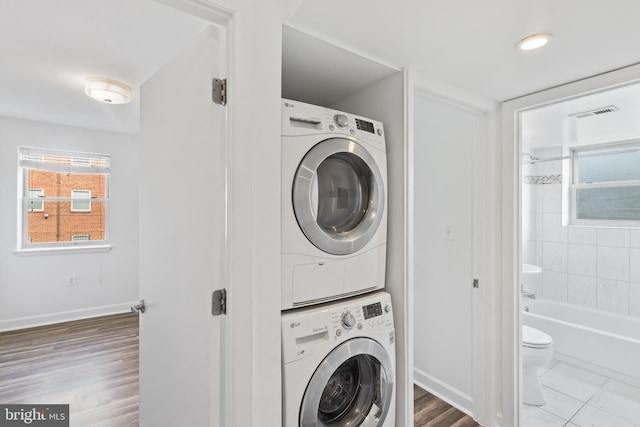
left=521, top=146, right=640, bottom=164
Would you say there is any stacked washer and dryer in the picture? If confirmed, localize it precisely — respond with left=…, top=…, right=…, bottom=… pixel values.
left=280, top=99, right=396, bottom=427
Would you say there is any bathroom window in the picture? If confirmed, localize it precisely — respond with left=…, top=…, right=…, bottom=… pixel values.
left=19, top=147, right=110, bottom=250
left=570, top=142, right=640, bottom=225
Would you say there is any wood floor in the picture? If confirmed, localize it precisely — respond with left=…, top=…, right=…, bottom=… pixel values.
left=0, top=314, right=139, bottom=427
left=414, top=384, right=480, bottom=427
left=2, top=314, right=478, bottom=427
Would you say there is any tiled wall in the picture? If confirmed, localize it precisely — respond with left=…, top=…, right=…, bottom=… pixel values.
left=522, top=147, right=640, bottom=318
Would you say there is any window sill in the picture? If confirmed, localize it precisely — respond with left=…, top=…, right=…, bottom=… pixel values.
left=14, top=245, right=112, bottom=256
left=568, top=221, right=640, bottom=229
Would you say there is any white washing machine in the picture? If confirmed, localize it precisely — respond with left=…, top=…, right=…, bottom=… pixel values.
left=282, top=99, right=388, bottom=310
left=282, top=291, right=396, bottom=427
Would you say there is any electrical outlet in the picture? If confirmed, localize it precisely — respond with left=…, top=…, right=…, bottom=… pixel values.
left=67, top=275, right=77, bottom=286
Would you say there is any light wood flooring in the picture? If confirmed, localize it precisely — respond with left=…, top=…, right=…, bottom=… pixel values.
left=0, top=314, right=139, bottom=427
left=2, top=314, right=479, bottom=427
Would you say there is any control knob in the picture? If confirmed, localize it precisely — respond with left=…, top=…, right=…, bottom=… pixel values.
left=341, top=311, right=356, bottom=329
left=334, top=114, right=349, bottom=128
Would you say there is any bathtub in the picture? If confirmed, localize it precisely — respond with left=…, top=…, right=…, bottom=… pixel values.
left=522, top=299, right=640, bottom=383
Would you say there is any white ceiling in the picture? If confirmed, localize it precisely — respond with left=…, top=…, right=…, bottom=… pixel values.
left=286, top=0, right=640, bottom=150
left=521, top=80, right=640, bottom=151
left=5, top=0, right=640, bottom=139
left=288, top=0, right=640, bottom=103
left=0, top=0, right=206, bottom=134
left=282, top=26, right=399, bottom=107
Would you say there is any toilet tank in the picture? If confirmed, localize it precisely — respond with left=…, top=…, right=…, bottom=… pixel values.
left=521, top=263, right=541, bottom=292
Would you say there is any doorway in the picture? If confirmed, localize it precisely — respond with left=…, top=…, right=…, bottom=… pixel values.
left=0, top=2, right=228, bottom=426
left=503, top=64, right=640, bottom=426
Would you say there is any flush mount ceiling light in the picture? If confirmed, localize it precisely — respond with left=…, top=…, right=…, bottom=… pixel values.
left=84, top=77, right=131, bottom=104
left=516, top=33, right=553, bottom=51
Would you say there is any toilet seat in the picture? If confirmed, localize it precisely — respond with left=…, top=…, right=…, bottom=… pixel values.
left=522, top=325, right=553, bottom=349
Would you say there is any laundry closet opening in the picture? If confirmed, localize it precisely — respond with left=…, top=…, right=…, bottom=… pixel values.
left=281, top=24, right=409, bottom=426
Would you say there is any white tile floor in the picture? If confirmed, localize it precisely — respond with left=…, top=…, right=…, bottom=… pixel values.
left=522, top=360, right=640, bottom=427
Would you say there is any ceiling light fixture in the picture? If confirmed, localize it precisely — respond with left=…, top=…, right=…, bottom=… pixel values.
left=84, top=77, right=131, bottom=104
left=516, top=33, right=553, bottom=51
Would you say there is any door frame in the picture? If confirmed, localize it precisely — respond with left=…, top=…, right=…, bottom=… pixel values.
left=501, top=63, right=640, bottom=426
left=147, top=1, right=233, bottom=425
left=148, top=0, right=284, bottom=425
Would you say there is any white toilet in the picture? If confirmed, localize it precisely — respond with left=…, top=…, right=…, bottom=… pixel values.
left=522, top=325, right=553, bottom=405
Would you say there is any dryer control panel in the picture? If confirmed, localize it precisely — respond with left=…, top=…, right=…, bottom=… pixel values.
left=281, top=291, right=394, bottom=363
left=281, top=98, right=386, bottom=153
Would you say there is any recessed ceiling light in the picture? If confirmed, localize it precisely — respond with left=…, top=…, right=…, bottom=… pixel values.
left=516, top=33, right=553, bottom=51
left=84, top=77, right=131, bottom=104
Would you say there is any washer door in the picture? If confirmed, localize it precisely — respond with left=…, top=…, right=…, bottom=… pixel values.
left=293, top=138, right=385, bottom=255
left=300, top=338, right=394, bottom=427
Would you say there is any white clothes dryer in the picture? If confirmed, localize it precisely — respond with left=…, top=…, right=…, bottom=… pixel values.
left=282, top=291, right=396, bottom=427
left=281, top=99, right=388, bottom=310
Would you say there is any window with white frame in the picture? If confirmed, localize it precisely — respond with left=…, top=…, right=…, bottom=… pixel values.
left=19, top=147, right=110, bottom=249
left=570, top=142, right=640, bottom=225
left=71, top=190, right=92, bottom=212
left=28, top=188, right=44, bottom=212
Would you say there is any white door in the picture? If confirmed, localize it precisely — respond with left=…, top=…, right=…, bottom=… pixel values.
left=412, top=94, right=476, bottom=413
left=138, top=25, right=225, bottom=427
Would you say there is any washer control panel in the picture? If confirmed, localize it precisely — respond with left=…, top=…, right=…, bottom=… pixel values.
left=333, top=114, right=349, bottom=129
left=281, top=291, right=393, bottom=363
left=341, top=311, right=356, bottom=329
left=282, top=98, right=386, bottom=153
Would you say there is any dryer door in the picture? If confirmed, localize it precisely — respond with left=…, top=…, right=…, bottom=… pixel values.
left=292, top=138, right=385, bottom=255
left=300, top=337, right=394, bottom=427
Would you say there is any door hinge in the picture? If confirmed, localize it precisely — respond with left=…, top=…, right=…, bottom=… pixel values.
left=473, top=279, right=479, bottom=289
left=212, top=288, right=227, bottom=316
left=212, top=78, right=227, bottom=106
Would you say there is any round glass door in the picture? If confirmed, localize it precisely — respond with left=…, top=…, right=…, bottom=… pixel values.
left=300, top=338, right=394, bottom=427
left=292, top=138, right=384, bottom=255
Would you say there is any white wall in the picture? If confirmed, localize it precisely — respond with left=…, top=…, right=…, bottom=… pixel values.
left=522, top=147, right=640, bottom=317
left=0, top=117, right=139, bottom=331
left=331, top=71, right=409, bottom=426
left=412, top=94, right=475, bottom=413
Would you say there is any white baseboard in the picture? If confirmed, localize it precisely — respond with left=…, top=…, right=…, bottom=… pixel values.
left=0, top=302, right=138, bottom=332
left=414, top=367, right=474, bottom=417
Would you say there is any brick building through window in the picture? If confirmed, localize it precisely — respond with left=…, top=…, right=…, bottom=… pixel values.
left=27, top=170, right=106, bottom=243
left=20, top=148, right=110, bottom=249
